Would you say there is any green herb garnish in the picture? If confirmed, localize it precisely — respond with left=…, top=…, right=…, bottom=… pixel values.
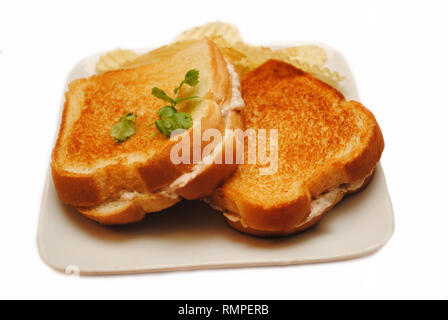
left=170, top=112, right=193, bottom=129
left=110, top=112, right=138, bottom=143
left=150, top=69, right=200, bottom=138
left=151, top=88, right=175, bottom=104
left=173, top=69, right=199, bottom=94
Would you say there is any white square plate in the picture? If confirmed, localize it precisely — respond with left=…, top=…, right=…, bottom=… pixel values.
left=37, top=43, right=394, bottom=275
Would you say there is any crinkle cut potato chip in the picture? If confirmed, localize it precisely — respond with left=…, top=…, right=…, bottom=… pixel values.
left=175, top=21, right=243, bottom=44
left=208, top=37, right=344, bottom=86
left=94, top=22, right=344, bottom=88
left=95, top=49, right=138, bottom=74
left=276, top=45, right=327, bottom=67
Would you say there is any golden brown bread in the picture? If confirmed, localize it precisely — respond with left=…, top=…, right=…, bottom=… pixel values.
left=77, top=192, right=181, bottom=225
left=52, top=39, right=241, bottom=224
left=77, top=110, right=242, bottom=225
left=224, top=169, right=376, bottom=237
left=206, top=59, right=384, bottom=236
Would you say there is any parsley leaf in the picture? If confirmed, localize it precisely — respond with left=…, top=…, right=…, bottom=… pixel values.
left=171, top=112, right=193, bottom=129
left=173, top=69, right=200, bottom=94
left=111, top=112, right=138, bottom=143
left=155, top=118, right=175, bottom=138
left=158, top=105, right=177, bottom=118
left=154, top=113, right=192, bottom=138
left=184, top=69, right=200, bottom=86
left=151, top=87, right=175, bottom=104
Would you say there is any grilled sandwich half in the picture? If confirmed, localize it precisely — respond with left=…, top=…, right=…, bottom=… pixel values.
left=206, top=59, right=384, bottom=236
left=52, top=39, right=242, bottom=224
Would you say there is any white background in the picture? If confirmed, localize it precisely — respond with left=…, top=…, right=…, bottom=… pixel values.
left=1, top=0, right=447, bottom=299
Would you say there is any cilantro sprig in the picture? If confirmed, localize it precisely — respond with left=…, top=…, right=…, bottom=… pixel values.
left=150, top=69, right=200, bottom=138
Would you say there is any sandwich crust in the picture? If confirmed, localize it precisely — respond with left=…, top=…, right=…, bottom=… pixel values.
left=224, top=169, right=376, bottom=237
left=77, top=110, right=242, bottom=224
left=77, top=192, right=180, bottom=225
left=207, top=60, right=384, bottom=236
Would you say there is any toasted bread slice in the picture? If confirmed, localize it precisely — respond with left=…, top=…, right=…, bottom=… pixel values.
left=206, top=60, right=384, bottom=236
left=52, top=40, right=237, bottom=217
left=77, top=110, right=242, bottom=224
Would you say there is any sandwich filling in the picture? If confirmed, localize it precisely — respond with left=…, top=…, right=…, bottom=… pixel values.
left=221, top=59, right=244, bottom=117
left=159, top=60, right=243, bottom=199
left=220, top=170, right=371, bottom=230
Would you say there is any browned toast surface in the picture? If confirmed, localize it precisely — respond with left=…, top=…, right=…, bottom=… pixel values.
left=52, top=39, right=232, bottom=207
left=77, top=109, right=242, bottom=225
left=209, top=59, right=384, bottom=235
left=54, top=39, right=229, bottom=168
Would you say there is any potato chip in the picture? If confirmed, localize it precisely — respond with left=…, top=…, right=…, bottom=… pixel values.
left=174, top=21, right=243, bottom=44
left=281, top=58, right=345, bottom=88
left=210, top=39, right=344, bottom=85
left=95, top=23, right=344, bottom=88
left=95, top=49, right=139, bottom=74
left=275, top=45, right=327, bottom=66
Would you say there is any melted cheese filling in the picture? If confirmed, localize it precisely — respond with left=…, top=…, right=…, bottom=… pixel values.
left=159, top=60, right=243, bottom=198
